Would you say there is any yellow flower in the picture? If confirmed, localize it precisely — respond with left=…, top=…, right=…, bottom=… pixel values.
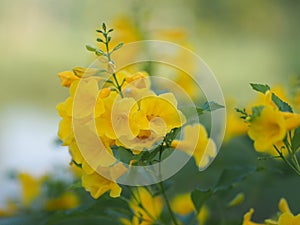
left=224, top=99, right=248, bottom=142
left=82, top=171, right=122, bottom=199
left=45, top=192, right=80, bottom=211
left=172, top=124, right=217, bottom=170
left=282, top=112, right=300, bottom=131
left=171, top=193, right=208, bottom=225
left=248, top=105, right=286, bottom=153
left=18, top=173, right=45, bottom=207
left=0, top=202, right=17, bottom=217
left=58, top=67, right=101, bottom=88
left=278, top=213, right=300, bottom=225
left=95, top=91, right=118, bottom=139
left=242, top=208, right=264, bottom=225
left=116, top=93, right=186, bottom=151
left=278, top=198, right=300, bottom=225
left=57, top=79, right=106, bottom=145
left=58, top=71, right=80, bottom=87
left=129, top=188, right=163, bottom=225
left=134, top=93, right=186, bottom=133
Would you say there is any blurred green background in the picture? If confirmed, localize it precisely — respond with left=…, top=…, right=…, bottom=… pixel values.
left=0, top=0, right=300, bottom=218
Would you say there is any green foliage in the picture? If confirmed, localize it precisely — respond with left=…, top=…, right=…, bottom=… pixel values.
left=214, top=167, right=258, bottom=192
left=86, top=22, right=123, bottom=60
left=292, top=127, right=300, bottom=152
left=271, top=93, right=293, bottom=112
left=191, top=189, right=213, bottom=212
left=250, top=83, right=270, bottom=94
left=199, top=101, right=224, bottom=113
left=235, top=107, right=248, bottom=120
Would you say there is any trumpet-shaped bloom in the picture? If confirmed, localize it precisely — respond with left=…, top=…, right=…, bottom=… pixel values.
left=248, top=105, right=286, bottom=152
left=278, top=198, right=300, bottom=225
left=58, top=71, right=80, bottom=87
left=115, top=93, right=186, bottom=151
left=172, top=124, right=217, bottom=169
left=242, top=209, right=264, bottom=225
left=82, top=172, right=122, bottom=198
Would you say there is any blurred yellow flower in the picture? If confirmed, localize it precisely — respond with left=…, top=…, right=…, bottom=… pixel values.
left=171, top=193, right=208, bottom=225
left=227, top=192, right=245, bottom=207
left=277, top=198, right=300, bottom=225
left=242, top=208, right=264, bottom=225
left=225, top=99, right=248, bottom=142
left=172, top=124, right=217, bottom=169
left=82, top=171, right=122, bottom=199
left=19, top=173, right=45, bottom=207
left=282, top=112, right=300, bottom=131
left=248, top=105, right=286, bottom=153
left=0, top=202, right=17, bottom=217
left=45, top=192, right=80, bottom=211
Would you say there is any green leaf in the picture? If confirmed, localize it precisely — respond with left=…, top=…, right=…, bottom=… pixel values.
left=112, top=146, right=133, bottom=164
left=86, top=45, right=96, bottom=52
left=292, top=127, right=300, bottom=152
left=95, top=49, right=106, bottom=56
left=191, top=189, right=213, bottom=212
left=201, top=101, right=224, bottom=112
left=215, top=167, right=257, bottom=192
left=250, top=83, right=270, bottom=94
left=96, top=38, right=104, bottom=43
left=96, top=29, right=104, bottom=34
left=271, top=93, right=293, bottom=112
left=112, top=42, right=124, bottom=52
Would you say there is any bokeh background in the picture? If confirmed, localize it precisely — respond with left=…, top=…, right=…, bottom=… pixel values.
left=1, top=0, right=300, bottom=221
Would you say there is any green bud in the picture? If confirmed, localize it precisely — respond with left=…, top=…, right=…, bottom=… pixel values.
left=95, top=49, right=105, bottom=56
left=86, top=45, right=96, bottom=52
left=102, top=22, right=106, bottom=32
left=96, top=38, right=104, bottom=43
left=113, top=42, right=123, bottom=52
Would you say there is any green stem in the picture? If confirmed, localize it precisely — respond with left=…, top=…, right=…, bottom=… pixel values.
left=103, top=31, right=124, bottom=98
left=292, top=153, right=300, bottom=171
left=158, top=181, right=179, bottom=225
left=274, top=145, right=300, bottom=176
left=157, top=144, right=179, bottom=225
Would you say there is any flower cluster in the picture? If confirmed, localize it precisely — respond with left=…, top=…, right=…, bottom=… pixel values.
left=57, top=23, right=217, bottom=200
left=237, top=83, right=300, bottom=175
